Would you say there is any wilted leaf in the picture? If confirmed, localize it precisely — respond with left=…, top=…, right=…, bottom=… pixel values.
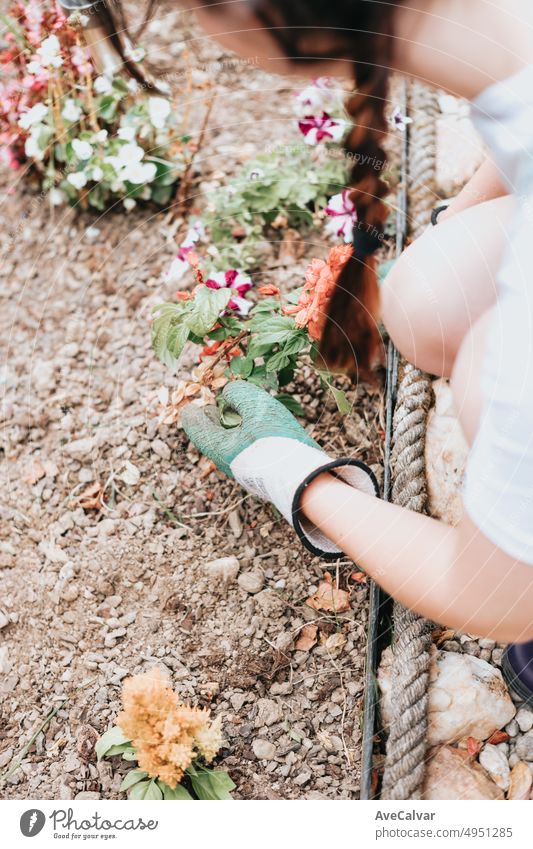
left=76, top=481, right=106, bottom=511
left=487, top=730, right=509, bottom=745
left=466, top=736, right=482, bottom=758
left=322, top=632, right=347, bottom=655
left=350, top=570, right=367, bottom=584
left=294, top=624, right=318, bottom=651
left=306, top=573, right=350, bottom=614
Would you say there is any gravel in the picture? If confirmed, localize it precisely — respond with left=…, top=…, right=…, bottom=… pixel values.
left=0, top=7, right=384, bottom=801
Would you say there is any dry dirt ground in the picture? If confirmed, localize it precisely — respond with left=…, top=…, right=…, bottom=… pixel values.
left=0, top=5, right=386, bottom=799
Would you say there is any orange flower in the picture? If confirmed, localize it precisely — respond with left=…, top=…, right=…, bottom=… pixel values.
left=258, top=284, right=280, bottom=296
left=117, top=668, right=224, bottom=787
left=283, top=244, right=352, bottom=340
left=175, top=291, right=192, bottom=301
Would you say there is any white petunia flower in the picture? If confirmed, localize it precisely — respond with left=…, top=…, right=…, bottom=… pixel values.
left=94, top=75, right=112, bottom=94
left=27, top=59, right=44, bottom=75
left=61, top=99, right=82, bottom=123
left=67, top=171, right=88, bottom=189
left=36, top=35, right=63, bottom=68
left=24, top=134, right=44, bottom=161
left=123, top=197, right=137, bottom=211
left=148, top=97, right=171, bottom=129
left=91, top=166, right=103, bottom=181
left=72, top=139, right=93, bottom=160
left=94, top=129, right=108, bottom=142
left=117, top=126, right=136, bottom=142
left=50, top=188, right=65, bottom=206
left=122, top=161, right=157, bottom=184
left=18, top=102, right=48, bottom=130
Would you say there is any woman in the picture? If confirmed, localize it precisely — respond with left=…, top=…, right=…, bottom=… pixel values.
left=82, top=0, right=533, bottom=701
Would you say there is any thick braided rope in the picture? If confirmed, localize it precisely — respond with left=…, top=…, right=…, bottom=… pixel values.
left=381, top=82, right=439, bottom=800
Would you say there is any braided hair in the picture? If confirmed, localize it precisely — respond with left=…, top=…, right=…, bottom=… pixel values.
left=91, top=0, right=398, bottom=376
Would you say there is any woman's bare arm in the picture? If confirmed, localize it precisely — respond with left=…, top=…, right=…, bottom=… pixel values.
left=300, top=472, right=533, bottom=643
left=439, top=157, right=510, bottom=222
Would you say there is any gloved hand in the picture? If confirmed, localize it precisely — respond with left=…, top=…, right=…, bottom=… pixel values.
left=181, top=381, right=379, bottom=559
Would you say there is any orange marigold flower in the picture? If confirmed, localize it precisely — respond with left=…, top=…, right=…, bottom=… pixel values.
left=258, top=284, right=280, bottom=296
left=117, top=668, right=223, bottom=787
left=283, top=244, right=352, bottom=341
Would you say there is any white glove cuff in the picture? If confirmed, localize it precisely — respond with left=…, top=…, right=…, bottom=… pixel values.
left=292, top=459, right=379, bottom=560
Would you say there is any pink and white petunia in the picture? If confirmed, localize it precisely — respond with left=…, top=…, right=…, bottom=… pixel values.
left=205, top=270, right=253, bottom=316
left=324, top=190, right=358, bottom=243
left=294, top=78, right=343, bottom=117
left=298, top=112, right=347, bottom=146
left=164, top=221, right=205, bottom=284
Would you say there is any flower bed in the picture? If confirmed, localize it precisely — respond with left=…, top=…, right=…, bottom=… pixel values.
left=0, top=1, right=190, bottom=210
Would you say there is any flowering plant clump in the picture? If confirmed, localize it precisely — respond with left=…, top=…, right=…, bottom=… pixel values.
left=294, top=77, right=349, bottom=146
left=0, top=1, right=189, bottom=210
left=198, top=143, right=348, bottom=273
left=152, top=244, right=354, bottom=421
left=96, top=668, right=234, bottom=800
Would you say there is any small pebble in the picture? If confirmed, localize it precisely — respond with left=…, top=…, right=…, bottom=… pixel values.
left=252, top=738, right=276, bottom=761
left=237, top=570, right=264, bottom=594
left=516, top=707, right=533, bottom=733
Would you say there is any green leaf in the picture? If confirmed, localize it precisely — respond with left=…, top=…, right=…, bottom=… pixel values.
left=120, top=769, right=148, bottom=792
left=158, top=781, right=194, bottom=800
left=276, top=394, right=305, bottom=416
left=128, top=778, right=163, bottom=800
left=265, top=350, right=291, bottom=373
left=187, top=766, right=236, bottom=800
left=167, top=323, right=190, bottom=360
left=97, top=95, right=118, bottom=122
left=122, top=747, right=137, bottom=761
left=144, top=779, right=164, bottom=800
left=185, top=287, right=232, bottom=337
left=95, top=726, right=131, bottom=761
left=128, top=779, right=150, bottom=800
left=230, top=355, right=254, bottom=378
left=317, top=370, right=352, bottom=415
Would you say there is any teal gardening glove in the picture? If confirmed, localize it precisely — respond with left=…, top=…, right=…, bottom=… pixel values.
left=181, top=382, right=379, bottom=560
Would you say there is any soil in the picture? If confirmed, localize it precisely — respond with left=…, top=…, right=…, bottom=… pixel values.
left=0, top=3, right=386, bottom=799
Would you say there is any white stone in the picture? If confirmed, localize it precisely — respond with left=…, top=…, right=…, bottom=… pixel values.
left=252, top=738, right=276, bottom=761
left=255, top=698, right=283, bottom=728
left=379, top=648, right=516, bottom=746
left=238, top=570, right=264, bottom=594
left=64, top=437, right=96, bottom=460
left=516, top=707, right=533, bottom=733
left=205, top=556, right=240, bottom=584
left=425, top=379, right=468, bottom=526
left=479, top=744, right=510, bottom=790
left=423, top=746, right=504, bottom=800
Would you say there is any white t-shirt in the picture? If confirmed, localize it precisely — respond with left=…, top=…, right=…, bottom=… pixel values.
left=463, top=66, right=533, bottom=562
